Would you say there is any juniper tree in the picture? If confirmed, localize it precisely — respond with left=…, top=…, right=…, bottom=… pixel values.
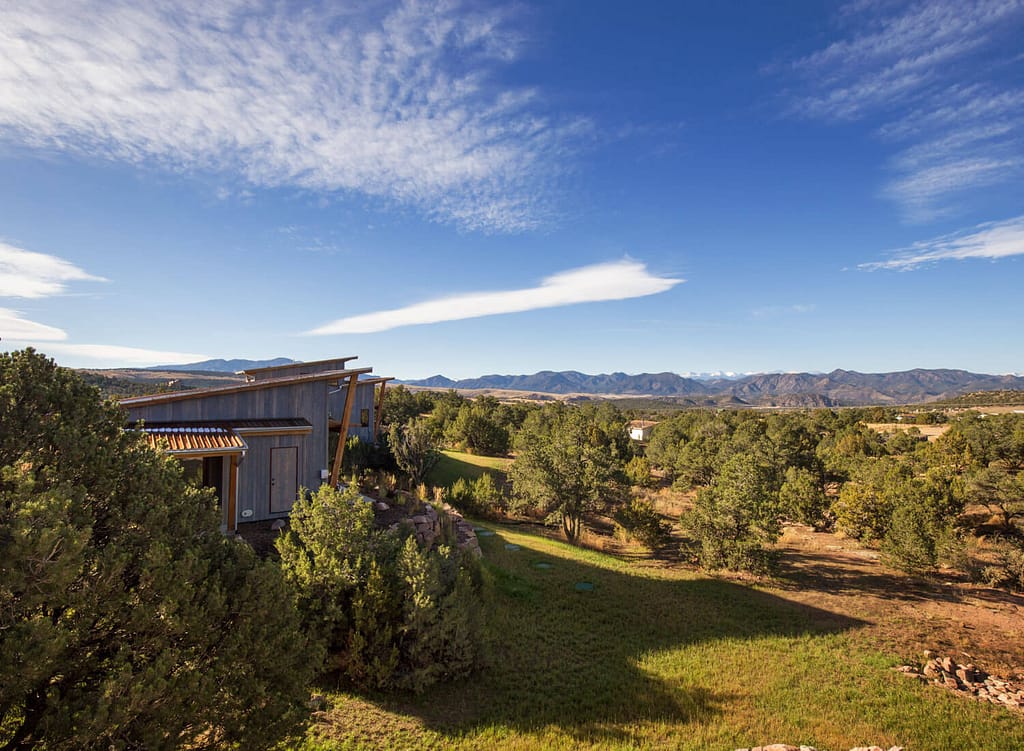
left=0, top=349, right=316, bottom=751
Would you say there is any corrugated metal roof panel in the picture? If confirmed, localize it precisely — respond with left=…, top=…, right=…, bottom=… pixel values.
left=137, top=426, right=248, bottom=455
left=129, top=418, right=311, bottom=431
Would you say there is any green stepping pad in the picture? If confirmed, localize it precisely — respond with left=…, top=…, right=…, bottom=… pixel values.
left=532, top=562, right=553, bottom=570
left=504, top=543, right=521, bottom=551
left=574, top=582, right=595, bottom=592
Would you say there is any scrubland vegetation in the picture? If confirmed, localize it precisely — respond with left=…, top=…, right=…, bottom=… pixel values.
left=4, top=358, right=1024, bottom=750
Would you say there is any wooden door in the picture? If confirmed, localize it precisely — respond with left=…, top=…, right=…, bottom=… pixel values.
left=269, top=446, right=298, bottom=513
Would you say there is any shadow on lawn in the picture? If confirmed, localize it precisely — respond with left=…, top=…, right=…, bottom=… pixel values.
left=774, top=549, right=1024, bottom=611
left=374, top=524, right=866, bottom=743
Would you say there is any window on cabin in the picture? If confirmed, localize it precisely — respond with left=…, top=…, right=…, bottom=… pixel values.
left=360, top=408, right=370, bottom=427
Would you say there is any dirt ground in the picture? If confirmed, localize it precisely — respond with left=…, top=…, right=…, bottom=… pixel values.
left=768, top=524, right=1024, bottom=678
left=636, top=485, right=1024, bottom=681
left=864, top=422, right=950, bottom=441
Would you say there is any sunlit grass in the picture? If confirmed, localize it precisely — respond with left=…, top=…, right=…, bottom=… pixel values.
left=426, top=450, right=512, bottom=489
left=295, top=525, right=1024, bottom=750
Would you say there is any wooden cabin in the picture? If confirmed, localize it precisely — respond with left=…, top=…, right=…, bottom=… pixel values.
left=121, top=357, right=393, bottom=533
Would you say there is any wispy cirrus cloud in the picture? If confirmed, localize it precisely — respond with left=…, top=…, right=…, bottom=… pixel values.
left=307, top=259, right=683, bottom=334
left=0, top=242, right=106, bottom=298
left=0, top=240, right=207, bottom=365
left=0, top=1, right=582, bottom=232
left=0, top=307, right=68, bottom=340
left=860, top=214, right=1024, bottom=270
left=777, top=0, right=1024, bottom=219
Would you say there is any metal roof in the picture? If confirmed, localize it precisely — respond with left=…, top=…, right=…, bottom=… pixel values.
left=118, top=367, right=373, bottom=407
left=136, top=425, right=248, bottom=456
left=240, top=356, right=358, bottom=376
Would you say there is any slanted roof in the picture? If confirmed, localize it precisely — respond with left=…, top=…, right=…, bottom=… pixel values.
left=241, top=356, right=358, bottom=380
left=136, top=425, right=248, bottom=456
left=354, top=376, right=396, bottom=387
left=628, top=419, right=658, bottom=429
left=119, top=367, right=373, bottom=408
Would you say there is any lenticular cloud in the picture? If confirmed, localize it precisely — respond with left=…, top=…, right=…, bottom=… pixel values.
left=307, top=260, right=683, bottom=334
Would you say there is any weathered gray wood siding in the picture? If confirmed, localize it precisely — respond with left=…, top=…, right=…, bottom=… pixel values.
left=236, top=434, right=311, bottom=520
left=328, top=382, right=377, bottom=442
left=124, top=381, right=330, bottom=521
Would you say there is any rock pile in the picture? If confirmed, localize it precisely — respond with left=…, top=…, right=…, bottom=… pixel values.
left=895, top=653, right=1024, bottom=711
left=737, top=745, right=905, bottom=749
left=736, top=746, right=902, bottom=751
left=383, top=501, right=481, bottom=557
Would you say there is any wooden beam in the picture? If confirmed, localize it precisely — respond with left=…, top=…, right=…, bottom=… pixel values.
left=329, top=372, right=360, bottom=486
left=227, top=454, right=238, bottom=533
left=374, top=380, right=389, bottom=439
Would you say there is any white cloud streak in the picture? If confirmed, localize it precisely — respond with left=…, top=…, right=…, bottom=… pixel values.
left=0, top=1, right=581, bottom=231
left=779, top=0, right=1024, bottom=218
left=860, top=214, right=1024, bottom=270
left=0, top=307, right=68, bottom=340
left=25, top=343, right=212, bottom=366
left=0, top=242, right=106, bottom=297
left=307, top=260, right=683, bottom=334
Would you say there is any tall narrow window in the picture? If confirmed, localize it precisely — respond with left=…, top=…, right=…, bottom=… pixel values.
left=360, top=408, right=370, bottom=427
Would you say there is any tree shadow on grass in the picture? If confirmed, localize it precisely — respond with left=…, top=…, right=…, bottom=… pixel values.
left=773, top=548, right=1024, bottom=610
left=363, top=524, right=866, bottom=745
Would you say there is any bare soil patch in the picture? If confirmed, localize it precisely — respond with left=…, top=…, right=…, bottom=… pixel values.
left=770, top=524, right=1024, bottom=677
left=864, top=422, right=950, bottom=441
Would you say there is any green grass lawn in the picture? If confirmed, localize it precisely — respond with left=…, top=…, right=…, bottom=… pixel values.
left=426, top=450, right=512, bottom=489
left=297, top=525, right=1024, bottom=750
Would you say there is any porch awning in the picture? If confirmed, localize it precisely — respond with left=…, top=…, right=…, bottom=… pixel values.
left=135, top=425, right=249, bottom=457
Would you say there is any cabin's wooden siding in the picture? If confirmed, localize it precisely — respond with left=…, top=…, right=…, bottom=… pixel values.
left=125, top=381, right=330, bottom=522
left=329, top=382, right=378, bottom=442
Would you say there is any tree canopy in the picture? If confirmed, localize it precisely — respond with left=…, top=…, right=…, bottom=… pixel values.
left=0, top=349, right=316, bottom=751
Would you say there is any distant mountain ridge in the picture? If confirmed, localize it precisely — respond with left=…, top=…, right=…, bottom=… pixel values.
left=147, top=357, right=297, bottom=373
left=400, top=368, right=1024, bottom=406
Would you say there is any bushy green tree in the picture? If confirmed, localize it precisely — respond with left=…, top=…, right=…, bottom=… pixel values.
left=0, top=349, right=316, bottom=751
left=276, top=484, right=482, bottom=692
left=779, top=465, right=829, bottom=528
left=388, top=417, right=441, bottom=485
left=613, top=497, right=671, bottom=549
left=681, top=454, right=781, bottom=572
left=624, top=455, right=654, bottom=487
left=510, top=405, right=621, bottom=542
left=445, top=397, right=510, bottom=456
left=446, top=473, right=503, bottom=517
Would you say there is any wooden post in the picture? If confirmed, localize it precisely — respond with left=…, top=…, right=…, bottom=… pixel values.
left=374, top=380, right=389, bottom=439
left=227, top=454, right=238, bottom=533
left=330, top=373, right=360, bottom=487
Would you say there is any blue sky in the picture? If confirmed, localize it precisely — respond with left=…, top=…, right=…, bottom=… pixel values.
left=1, top=0, right=1022, bottom=379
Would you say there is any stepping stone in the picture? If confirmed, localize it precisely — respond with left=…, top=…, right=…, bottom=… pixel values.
left=504, top=543, right=521, bottom=551
left=532, top=562, right=554, bottom=570
left=574, top=582, right=595, bottom=592
left=476, top=529, right=495, bottom=537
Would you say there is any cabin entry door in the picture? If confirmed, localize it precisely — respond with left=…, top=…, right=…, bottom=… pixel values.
left=269, top=446, right=298, bottom=513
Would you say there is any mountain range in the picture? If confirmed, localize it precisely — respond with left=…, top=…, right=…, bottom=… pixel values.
left=147, top=357, right=297, bottom=373
left=400, top=369, right=1024, bottom=406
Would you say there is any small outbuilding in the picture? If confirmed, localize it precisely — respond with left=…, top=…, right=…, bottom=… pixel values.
left=627, top=419, right=657, bottom=442
left=121, top=356, right=392, bottom=532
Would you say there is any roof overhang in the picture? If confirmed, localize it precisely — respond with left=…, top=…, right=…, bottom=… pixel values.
left=119, top=367, right=373, bottom=408
left=134, top=425, right=249, bottom=458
